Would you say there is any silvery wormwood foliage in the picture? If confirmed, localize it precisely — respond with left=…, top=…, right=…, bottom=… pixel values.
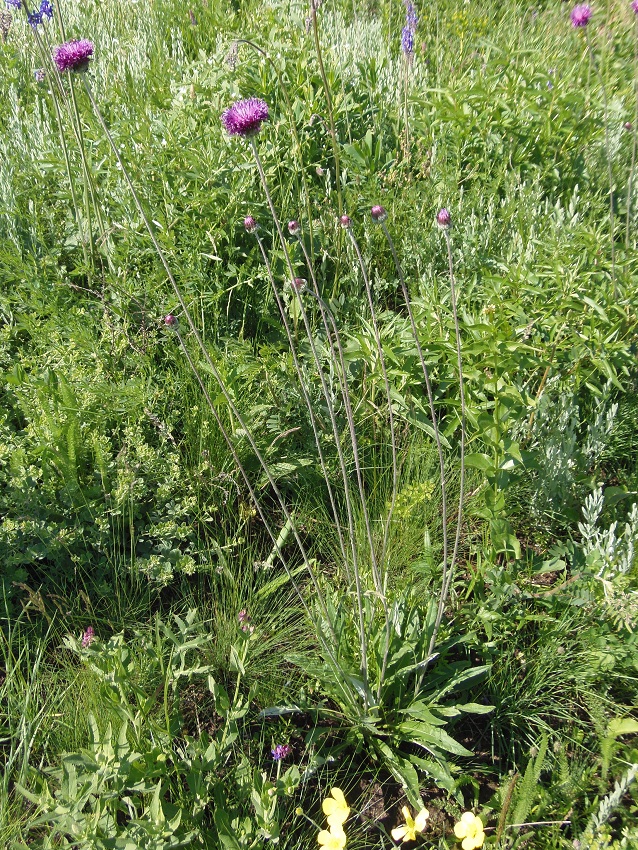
left=578, top=487, right=638, bottom=581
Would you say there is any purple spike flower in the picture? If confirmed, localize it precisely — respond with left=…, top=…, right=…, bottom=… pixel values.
left=404, top=0, right=417, bottom=31
left=52, top=39, right=94, bottom=73
left=81, top=626, right=95, bottom=648
left=39, top=0, right=52, bottom=20
left=5, top=0, right=22, bottom=9
left=271, top=743, right=291, bottom=761
left=27, top=8, right=42, bottom=28
left=221, top=98, right=269, bottom=137
left=570, top=4, right=592, bottom=27
left=401, top=26, right=414, bottom=57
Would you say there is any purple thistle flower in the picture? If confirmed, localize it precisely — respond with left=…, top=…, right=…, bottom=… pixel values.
left=39, top=0, right=52, bottom=20
left=164, top=314, right=177, bottom=327
left=271, top=743, right=291, bottom=761
left=570, top=4, right=592, bottom=27
left=401, top=26, right=414, bottom=56
left=436, top=208, right=451, bottom=228
left=52, top=38, right=94, bottom=73
left=632, top=0, right=638, bottom=14
left=287, top=220, right=300, bottom=235
left=81, top=626, right=95, bottom=648
left=244, top=215, right=257, bottom=233
left=371, top=204, right=387, bottom=223
left=221, top=98, right=269, bottom=137
left=339, top=214, right=352, bottom=229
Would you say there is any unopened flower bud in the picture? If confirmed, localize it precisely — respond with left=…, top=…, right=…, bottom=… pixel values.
left=244, top=215, right=257, bottom=233
left=339, top=215, right=352, bottom=229
left=290, top=278, right=307, bottom=292
left=436, top=208, right=451, bottom=228
left=624, top=121, right=633, bottom=131
left=288, top=220, right=300, bottom=235
left=370, top=204, right=387, bottom=222
left=164, top=314, right=177, bottom=327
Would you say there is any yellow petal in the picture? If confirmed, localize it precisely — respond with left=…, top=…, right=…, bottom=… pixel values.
left=391, top=825, right=408, bottom=842
left=414, top=808, right=429, bottom=832
left=454, top=822, right=469, bottom=839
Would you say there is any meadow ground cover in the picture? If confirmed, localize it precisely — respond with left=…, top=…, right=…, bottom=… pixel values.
left=1, top=0, right=638, bottom=847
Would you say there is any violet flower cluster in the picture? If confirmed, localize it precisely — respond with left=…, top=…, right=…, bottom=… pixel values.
left=52, top=38, right=94, bottom=73
left=271, top=743, right=291, bottom=761
left=402, top=0, right=418, bottom=60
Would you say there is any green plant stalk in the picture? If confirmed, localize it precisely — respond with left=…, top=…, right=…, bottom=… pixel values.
left=346, top=227, right=398, bottom=580
left=82, top=78, right=333, bottom=635
left=253, top=230, right=350, bottom=578
left=440, top=227, right=466, bottom=616
left=296, top=232, right=384, bottom=597
left=585, top=28, right=616, bottom=291
left=379, top=220, right=449, bottom=653
left=626, top=19, right=638, bottom=249
left=233, top=39, right=315, bottom=266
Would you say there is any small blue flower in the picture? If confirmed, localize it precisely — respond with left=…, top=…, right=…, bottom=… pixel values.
left=39, top=0, right=53, bottom=20
left=5, top=0, right=22, bottom=9
left=404, top=1, right=417, bottom=31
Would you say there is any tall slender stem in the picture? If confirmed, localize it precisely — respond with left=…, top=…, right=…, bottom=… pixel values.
left=626, top=21, right=638, bottom=250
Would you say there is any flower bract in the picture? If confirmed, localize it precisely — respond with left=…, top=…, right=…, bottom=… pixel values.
left=453, top=812, right=485, bottom=850
left=322, top=787, right=350, bottom=829
left=52, top=38, right=94, bottom=73
left=221, top=97, right=269, bottom=137
left=391, top=806, right=429, bottom=843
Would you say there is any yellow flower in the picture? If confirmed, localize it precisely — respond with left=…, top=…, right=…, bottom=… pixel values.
left=391, top=806, right=429, bottom=843
left=322, top=787, right=350, bottom=829
left=454, top=812, right=485, bottom=850
left=318, top=826, right=347, bottom=850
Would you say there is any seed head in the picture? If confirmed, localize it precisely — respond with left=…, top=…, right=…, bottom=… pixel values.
left=221, top=97, right=269, bottom=137
left=570, top=4, right=592, bottom=27
left=436, top=208, right=451, bottom=228
left=52, top=39, right=94, bottom=73
left=339, top=214, right=352, bottom=229
left=244, top=215, right=257, bottom=233
left=287, top=220, right=300, bottom=235
left=370, top=204, right=387, bottom=223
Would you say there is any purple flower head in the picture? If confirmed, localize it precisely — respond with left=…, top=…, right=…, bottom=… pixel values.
left=238, top=609, right=249, bottom=622
left=82, top=626, right=95, bottom=648
left=221, top=98, right=269, bottom=137
left=625, top=121, right=633, bottom=131
left=39, top=0, right=52, bottom=20
left=53, top=39, right=94, bottom=73
left=436, top=208, right=451, bottom=228
left=632, top=0, right=638, bottom=14
left=27, top=8, right=42, bottom=28
left=290, top=277, right=307, bottom=293
left=271, top=743, right=291, bottom=761
left=371, top=204, right=387, bottom=223
left=570, top=4, right=592, bottom=27
left=6, top=0, right=22, bottom=8
left=339, top=214, right=352, bottom=229
left=287, top=220, right=300, bottom=235
left=164, top=314, right=177, bottom=327
left=401, top=26, right=414, bottom=56
left=244, top=215, right=257, bottom=233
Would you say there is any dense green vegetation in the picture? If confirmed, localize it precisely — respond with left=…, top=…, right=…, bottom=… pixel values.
left=1, top=0, right=638, bottom=847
